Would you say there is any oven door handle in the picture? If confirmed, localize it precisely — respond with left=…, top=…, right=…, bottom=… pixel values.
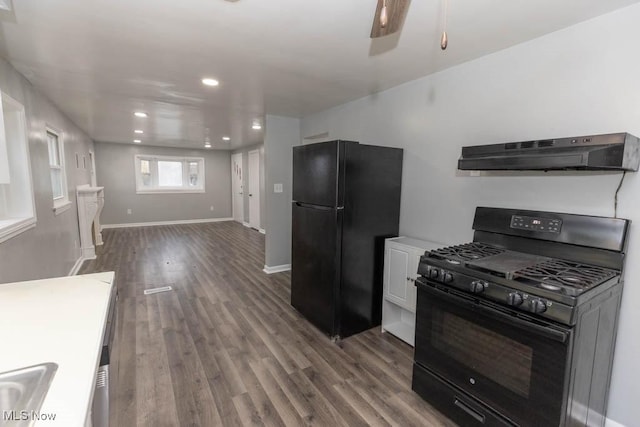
left=454, top=398, right=486, bottom=423
left=417, top=280, right=570, bottom=343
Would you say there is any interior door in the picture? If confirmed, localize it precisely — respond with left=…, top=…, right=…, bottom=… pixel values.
left=291, top=202, right=341, bottom=336
left=231, top=152, right=244, bottom=223
left=248, top=150, right=260, bottom=229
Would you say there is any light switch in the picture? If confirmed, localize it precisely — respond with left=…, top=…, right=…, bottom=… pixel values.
left=274, top=183, right=283, bottom=193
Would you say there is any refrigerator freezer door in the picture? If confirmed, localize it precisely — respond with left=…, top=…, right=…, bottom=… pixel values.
left=293, top=141, right=342, bottom=207
left=339, top=143, right=403, bottom=337
left=291, top=202, right=342, bottom=337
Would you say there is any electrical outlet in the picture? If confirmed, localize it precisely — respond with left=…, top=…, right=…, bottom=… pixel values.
left=274, top=183, right=283, bottom=193
left=127, top=208, right=132, bottom=215
left=210, top=205, right=214, bottom=211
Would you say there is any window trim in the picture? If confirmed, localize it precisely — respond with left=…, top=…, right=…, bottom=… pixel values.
left=0, top=217, right=37, bottom=244
left=0, top=91, right=37, bottom=243
left=134, top=154, right=206, bottom=194
left=46, top=126, right=71, bottom=214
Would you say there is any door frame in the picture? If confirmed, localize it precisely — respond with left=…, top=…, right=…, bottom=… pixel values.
left=231, top=152, right=244, bottom=223
left=248, top=149, right=261, bottom=230
left=89, top=150, right=97, bottom=187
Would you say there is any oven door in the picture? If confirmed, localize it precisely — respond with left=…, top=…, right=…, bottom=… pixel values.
left=414, top=279, right=572, bottom=427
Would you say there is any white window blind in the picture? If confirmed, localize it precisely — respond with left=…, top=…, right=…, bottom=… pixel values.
left=47, top=131, right=64, bottom=200
left=135, top=155, right=205, bottom=194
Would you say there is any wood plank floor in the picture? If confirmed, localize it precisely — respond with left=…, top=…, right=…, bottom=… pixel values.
left=80, top=221, right=456, bottom=427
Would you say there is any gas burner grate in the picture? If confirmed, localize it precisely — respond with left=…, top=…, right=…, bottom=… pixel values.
left=514, top=260, right=618, bottom=295
left=429, top=242, right=505, bottom=264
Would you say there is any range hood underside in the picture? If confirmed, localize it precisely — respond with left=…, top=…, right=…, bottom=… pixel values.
left=458, top=133, right=640, bottom=171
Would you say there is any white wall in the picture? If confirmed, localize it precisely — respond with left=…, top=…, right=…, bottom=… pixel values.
left=94, top=142, right=232, bottom=225
left=0, top=57, right=94, bottom=284
left=264, top=115, right=300, bottom=268
left=301, top=5, right=640, bottom=426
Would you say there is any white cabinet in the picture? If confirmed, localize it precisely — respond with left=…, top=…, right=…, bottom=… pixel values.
left=381, top=237, right=442, bottom=346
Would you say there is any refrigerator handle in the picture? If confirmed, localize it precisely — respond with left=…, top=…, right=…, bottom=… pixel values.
left=293, top=201, right=335, bottom=211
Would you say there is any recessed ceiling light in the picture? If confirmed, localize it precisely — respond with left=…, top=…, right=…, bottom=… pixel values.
left=252, top=123, right=262, bottom=130
left=134, top=130, right=144, bottom=134
left=134, top=112, right=148, bottom=118
left=222, top=136, right=231, bottom=141
left=133, top=139, right=142, bottom=143
left=202, top=78, right=219, bottom=87
left=204, top=143, right=212, bottom=148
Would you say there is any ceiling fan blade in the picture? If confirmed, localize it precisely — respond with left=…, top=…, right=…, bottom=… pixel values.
left=370, top=0, right=410, bottom=38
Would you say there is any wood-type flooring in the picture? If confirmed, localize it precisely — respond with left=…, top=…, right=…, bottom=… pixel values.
left=80, top=221, right=456, bottom=427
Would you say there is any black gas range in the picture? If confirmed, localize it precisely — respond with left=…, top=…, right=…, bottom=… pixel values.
left=411, top=207, right=629, bottom=427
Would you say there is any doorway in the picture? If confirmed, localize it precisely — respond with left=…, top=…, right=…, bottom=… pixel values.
left=231, top=152, right=244, bottom=223
left=248, top=149, right=261, bottom=230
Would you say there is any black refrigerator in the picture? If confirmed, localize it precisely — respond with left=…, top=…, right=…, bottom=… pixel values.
left=291, top=140, right=403, bottom=339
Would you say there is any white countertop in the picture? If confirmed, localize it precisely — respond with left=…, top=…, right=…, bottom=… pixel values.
left=387, top=236, right=444, bottom=251
left=0, top=272, right=115, bottom=426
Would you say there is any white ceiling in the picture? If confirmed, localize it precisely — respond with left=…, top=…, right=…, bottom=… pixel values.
left=0, top=0, right=638, bottom=150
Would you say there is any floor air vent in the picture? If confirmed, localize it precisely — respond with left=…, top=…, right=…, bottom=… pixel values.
left=143, top=286, right=173, bottom=295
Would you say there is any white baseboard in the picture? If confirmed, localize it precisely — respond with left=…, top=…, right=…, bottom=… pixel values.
left=263, top=264, right=291, bottom=274
left=606, top=418, right=626, bottom=427
left=242, top=222, right=264, bottom=233
left=68, top=256, right=86, bottom=276
left=102, top=217, right=233, bottom=230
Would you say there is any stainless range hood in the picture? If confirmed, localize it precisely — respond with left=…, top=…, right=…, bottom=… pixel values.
left=458, top=132, right=640, bottom=171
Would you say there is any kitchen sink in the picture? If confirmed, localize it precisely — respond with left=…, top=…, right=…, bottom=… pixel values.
left=0, top=363, right=57, bottom=426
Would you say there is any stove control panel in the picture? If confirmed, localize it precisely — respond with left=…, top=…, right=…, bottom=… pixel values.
left=528, top=298, right=548, bottom=314
left=511, top=215, right=562, bottom=233
left=470, top=280, right=488, bottom=294
left=425, top=266, right=455, bottom=284
left=418, top=260, right=572, bottom=325
left=507, top=292, right=524, bottom=306
left=506, top=294, right=549, bottom=313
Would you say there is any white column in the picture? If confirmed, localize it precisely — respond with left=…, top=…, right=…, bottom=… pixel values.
left=93, top=189, right=104, bottom=246
left=77, top=185, right=105, bottom=260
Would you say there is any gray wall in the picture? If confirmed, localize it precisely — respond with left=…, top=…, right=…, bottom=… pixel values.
left=301, top=5, right=640, bottom=426
left=95, top=142, right=232, bottom=225
left=232, top=144, right=265, bottom=229
left=0, top=57, right=94, bottom=284
left=264, top=115, right=300, bottom=268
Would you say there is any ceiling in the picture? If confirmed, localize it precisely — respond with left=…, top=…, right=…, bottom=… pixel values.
left=0, top=0, right=638, bottom=150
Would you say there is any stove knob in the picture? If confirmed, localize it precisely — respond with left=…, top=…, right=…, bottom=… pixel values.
left=470, top=280, right=487, bottom=294
left=443, top=272, right=453, bottom=283
left=507, top=292, right=523, bottom=307
left=529, top=299, right=548, bottom=314
left=429, top=268, right=440, bottom=280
